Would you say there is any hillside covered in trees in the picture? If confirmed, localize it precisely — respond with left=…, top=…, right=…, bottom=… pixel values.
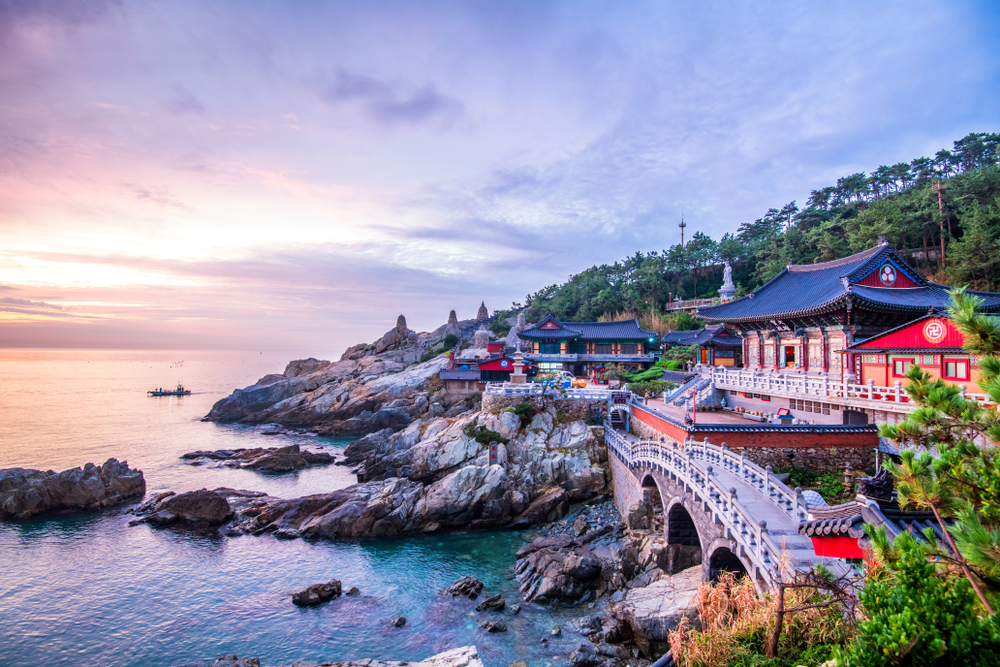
left=496, top=132, right=1000, bottom=329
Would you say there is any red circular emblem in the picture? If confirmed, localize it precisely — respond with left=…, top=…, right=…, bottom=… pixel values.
left=923, top=319, right=947, bottom=344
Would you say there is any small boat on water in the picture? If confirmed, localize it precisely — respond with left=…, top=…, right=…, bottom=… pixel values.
left=147, top=384, right=192, bottom=396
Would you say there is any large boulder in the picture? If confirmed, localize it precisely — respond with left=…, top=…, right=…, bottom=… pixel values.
left=0, top=459, right=145, bottom=519
left=614, top=566, right=702, bottom=657
left=514, top=534, right=603, bottom=602
left=131, top=488, right=265, bottom=527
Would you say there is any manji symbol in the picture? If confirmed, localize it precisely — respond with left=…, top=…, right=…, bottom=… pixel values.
left=923, top=320, right=947, bottom=344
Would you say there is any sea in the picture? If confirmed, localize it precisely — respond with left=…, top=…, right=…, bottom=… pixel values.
left=0, top=349, right=585, bottom=667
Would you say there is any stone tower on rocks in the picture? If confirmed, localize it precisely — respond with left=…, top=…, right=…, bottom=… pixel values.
left=476, top=301, right=489, bottom=320
left=472, top=325, right=490, bottom=350
left=447, top=310, right=458, bottom=325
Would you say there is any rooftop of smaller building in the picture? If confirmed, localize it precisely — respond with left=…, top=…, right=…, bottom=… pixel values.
left=518, top=315, right=659, bottom=341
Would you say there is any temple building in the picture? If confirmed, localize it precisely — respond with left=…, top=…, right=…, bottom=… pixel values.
left=519, top=316, right=659, bottom=376
left=697, top=241, right=1000, bottom=381
left=662, top=324, right=742, bottom=366
left=841, top=312, right=984, bottom=395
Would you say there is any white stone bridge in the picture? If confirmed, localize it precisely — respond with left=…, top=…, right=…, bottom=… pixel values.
left=605, top=425, right=851, bottom=590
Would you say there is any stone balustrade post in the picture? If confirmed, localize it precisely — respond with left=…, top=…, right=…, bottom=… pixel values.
left=894, top=380, right=902, bottom=402
left=960, top=385, right=967, bottom=400
left=867, top=379, right=875, bottom=400
left=765, top=464, right=773, bottom=497
left=795, top=486, right=803, bottom=518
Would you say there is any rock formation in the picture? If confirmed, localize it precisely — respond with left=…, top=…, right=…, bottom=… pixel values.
left=476, top=301, right=489, bottom=320
left=0, top=459, right=145, bottom=519
left=505, top=312, right=528, bottom=349
left=206, top=311, right=491, bottom=436
left=130, top=488, right=266, bottom=527
left=181, top=445, right=335, bottom=473
left=613, top=566, right=702, bottom=657
left=472, top=326, right=490, bottom=350
left=156, top=402, right=607, bottom=540
left=174, top=645, right=483, bottom=667
left=291, top=580, right=341, bottom=606
left=444, top=576, right=484, bottom=599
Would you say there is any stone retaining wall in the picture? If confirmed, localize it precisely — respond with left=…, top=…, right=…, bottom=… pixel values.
left=481, top=394, right=607, bottom=422
left=609, top=446, right=642, bottom=519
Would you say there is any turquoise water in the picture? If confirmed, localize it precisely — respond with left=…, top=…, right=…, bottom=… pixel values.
left=0, top=350, right=584, bottom=667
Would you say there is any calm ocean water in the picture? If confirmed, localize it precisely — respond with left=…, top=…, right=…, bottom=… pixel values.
left=0, top=349, right=581, bottom=667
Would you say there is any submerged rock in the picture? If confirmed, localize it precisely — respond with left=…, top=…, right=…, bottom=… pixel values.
left=480, top=619, right=507, bottom=633
left=181, top=445, right=335, bottom=473
left=0, top=459, right=145, bottom=520
left=444, top=576, right=484, bottom=599
left=291, top=580, right=341, bottom=607
left=474, top=593, right=505, bottom=612
left=390, top=615, right=406, bottom=627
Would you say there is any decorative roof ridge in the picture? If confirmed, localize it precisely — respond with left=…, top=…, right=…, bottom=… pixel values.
left=847, top=245, right=928, bottom=286
left=785, top=244, right=883, bottom=273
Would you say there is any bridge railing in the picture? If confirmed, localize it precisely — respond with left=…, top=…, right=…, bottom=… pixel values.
left=605, top=426, right=812, bottom=584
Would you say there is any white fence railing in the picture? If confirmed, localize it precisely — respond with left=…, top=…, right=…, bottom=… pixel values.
left=706, top=366, right=993, bottom=413
left=485, top=383, right=623, bottom=401
left=605, top=426, right=835, bottom=585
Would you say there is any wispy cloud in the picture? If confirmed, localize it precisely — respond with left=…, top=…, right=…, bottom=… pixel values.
left=319, top=68, right=465, bottom=126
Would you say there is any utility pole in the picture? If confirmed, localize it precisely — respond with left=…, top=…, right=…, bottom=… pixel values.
left=678, top=214, right=687, bottom=247
left=934, top=179, right=946, bottom=269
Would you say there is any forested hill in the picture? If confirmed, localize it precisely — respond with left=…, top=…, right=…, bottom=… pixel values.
left=496, top=132, right=1000, bottom=329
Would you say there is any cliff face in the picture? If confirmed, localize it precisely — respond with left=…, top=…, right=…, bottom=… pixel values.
left=204, top=315, right=485, bottom=436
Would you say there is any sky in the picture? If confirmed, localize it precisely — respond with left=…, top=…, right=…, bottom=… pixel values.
left=1, top=0, right=999, bottom=357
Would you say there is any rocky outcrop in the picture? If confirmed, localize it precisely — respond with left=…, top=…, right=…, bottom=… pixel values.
left=476, top=301, right=489, bottom=320
left=175, top=645, right=483, bottom=667
left=292, top=580, right=342, bottom=606
left=151, top=403, right=607, bottom=541
left=205, top=310, right=494, bottom=437
left=130, top=488, right=265, bottom=527
left=181, top=445, right=335, bottom=473
left=0, top=459, right=145, bottom=519
left=613, top=566, right=702, bottom=657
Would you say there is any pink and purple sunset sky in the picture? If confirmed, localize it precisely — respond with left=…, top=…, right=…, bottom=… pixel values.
left=2, top=0, right=999, bottom=358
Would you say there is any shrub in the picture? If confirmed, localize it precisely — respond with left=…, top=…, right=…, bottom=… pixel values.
left=628, top=380, right=675, bottom=397
left=462, top=422, right=509, bottom=445
left=836, top=531, right=1000, bottom=667
left=773, top=466, right=819, bottom=488
left=506, top=402, right=534, bottom=430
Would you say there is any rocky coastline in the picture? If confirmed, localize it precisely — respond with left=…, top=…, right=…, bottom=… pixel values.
left=0, top=458, right=145, bottom=519
left=175, top=646, right=483, bottom=667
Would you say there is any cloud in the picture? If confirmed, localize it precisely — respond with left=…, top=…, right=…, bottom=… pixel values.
left=122, top=183, right=193, bottom=211
left=320, top=68, right=464, bottom=126
left=0, top=296, right=62, bottom=309
left=164, top=83, right=205, bottom=115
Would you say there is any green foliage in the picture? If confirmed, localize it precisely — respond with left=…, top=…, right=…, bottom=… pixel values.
left=516, top=134, right=1000, bottom=324
left=442, top=333, right=459, bottom=349
left=836, top=532, right=1000, bottom=666
left=621, top=366, right=667, bottom=383
left=462, top=422, right=509, bottom=445
left=628, top=379, right=675, bottom=397
left=506, top=402, right=534, bottom=430
left=666, top=344, right=700, bottom=362
left=670, top=311, right=704, bottom=331
left=816, top=473, right=846, bottom=503
left=663, top=359, right=684, bottom=370
left=772, top=466, right=819, bottom=487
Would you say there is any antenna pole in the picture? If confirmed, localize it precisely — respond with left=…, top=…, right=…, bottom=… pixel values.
left=679, top=214, right=687, bottom=247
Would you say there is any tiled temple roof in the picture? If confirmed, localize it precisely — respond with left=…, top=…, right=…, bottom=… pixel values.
left=519, top=316, right=659, bottom=341
left=662, top=324, right=741, bottom=348
left=698, top=244, right=1000, bottom=323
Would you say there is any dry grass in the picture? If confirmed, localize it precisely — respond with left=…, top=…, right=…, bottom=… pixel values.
left=668, top=571, right=855, bottom=667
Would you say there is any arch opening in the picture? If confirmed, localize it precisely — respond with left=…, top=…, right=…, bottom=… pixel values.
left=709, top=547, right=748, bottom=582
left=665, top=503, right=703, bottom=573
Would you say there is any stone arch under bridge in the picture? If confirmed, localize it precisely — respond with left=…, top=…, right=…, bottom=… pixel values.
left=634, top=463, right=762, bottom=586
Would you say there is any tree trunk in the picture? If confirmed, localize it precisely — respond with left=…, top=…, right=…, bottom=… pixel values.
left=767, top=583, right=785, bottom=658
